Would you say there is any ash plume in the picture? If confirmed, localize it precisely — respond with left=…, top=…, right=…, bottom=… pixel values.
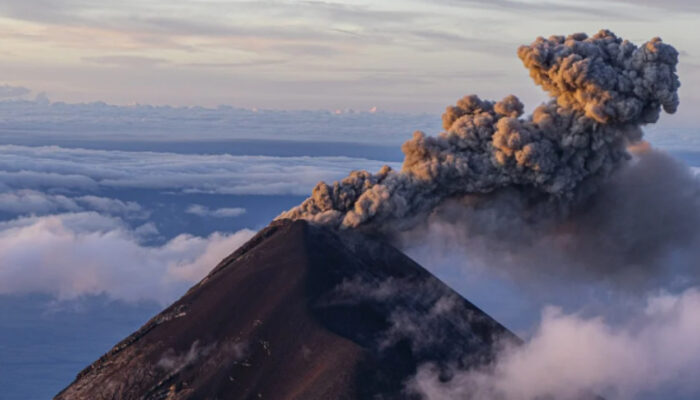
left=277, top=30, right=680, bottom=231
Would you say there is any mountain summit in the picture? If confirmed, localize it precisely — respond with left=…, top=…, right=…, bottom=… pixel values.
left=55, top=219, right=516, bottom=399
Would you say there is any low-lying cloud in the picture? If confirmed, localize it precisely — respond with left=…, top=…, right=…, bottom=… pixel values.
left=0, top=189, right=147, bottom=218
left=0, top=145, right=399, bottom=196
left=410, top=287, right=700, bottom=400
left=388, top=146, right=700, bottom=400
left=0, top=99, right=436, bottom=143
left=0, top=212, right=254, bottom=304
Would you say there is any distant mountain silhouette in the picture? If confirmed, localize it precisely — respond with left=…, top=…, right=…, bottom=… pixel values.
left=55, top=219, right=518, bottom=400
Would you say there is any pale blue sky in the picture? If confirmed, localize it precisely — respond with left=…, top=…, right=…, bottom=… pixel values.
left=1, top=0, right=699, bottom=118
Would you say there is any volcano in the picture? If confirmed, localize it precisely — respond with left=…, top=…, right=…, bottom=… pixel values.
left=55, top=219, right=518, bottom=399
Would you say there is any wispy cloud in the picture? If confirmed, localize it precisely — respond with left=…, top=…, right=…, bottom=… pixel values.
left=428, top=0, right=629, bottom=17
left=74, top=195, right=147, bottom=218
left=0, top=0, right=537, bottom=110
left=607, top=0, right=700, bottom=12
left=0, top=0, right=696, bottom=113
left=82, top=55, right=169, bottom=68
left=185, top=204, right=246, bottom=218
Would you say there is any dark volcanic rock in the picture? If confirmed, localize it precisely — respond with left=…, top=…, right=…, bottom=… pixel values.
left=55, top=219, right=517, bottom=400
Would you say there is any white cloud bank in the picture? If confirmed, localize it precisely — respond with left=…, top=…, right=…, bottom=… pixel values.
left=411, top=287, right=700, bottom=400
left=0, top=145, right=400, bottom=196
left=0, top=212, right=254, bottom=304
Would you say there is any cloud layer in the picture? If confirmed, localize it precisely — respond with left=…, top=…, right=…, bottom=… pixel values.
left=0, top=143, right=400, bottom=305
left=0, top=189, right=146, bottom=218
left=410, top=287, right=700, bottom=400
left=0, top=144, right=400, bottom=196
left=0, top=99, right=436, bottom=143
left=0, top=212, right=254, bottom=304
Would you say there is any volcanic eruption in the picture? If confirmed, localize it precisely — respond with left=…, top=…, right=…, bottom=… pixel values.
left=56, top=30, right=682, bottom=400
left=278, top=30, right=680, bottom=234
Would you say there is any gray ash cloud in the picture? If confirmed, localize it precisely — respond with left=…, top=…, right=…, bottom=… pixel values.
left=278, top=30, right=680, bottom=232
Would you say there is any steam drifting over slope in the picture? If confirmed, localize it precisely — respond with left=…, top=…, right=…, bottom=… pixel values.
left=278, top=30, right=680, bottom=231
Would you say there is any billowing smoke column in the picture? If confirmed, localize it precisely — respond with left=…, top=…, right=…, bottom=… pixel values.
left=278, top=30, right=680, bottom=231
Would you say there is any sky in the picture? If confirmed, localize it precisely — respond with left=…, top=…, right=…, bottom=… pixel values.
left=2, top=1, right=700, bottom=399
left=1, top=0, right=700, bottom=117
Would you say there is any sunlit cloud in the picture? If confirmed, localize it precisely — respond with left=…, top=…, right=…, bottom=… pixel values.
left=0, top=211, right=255, bottom=303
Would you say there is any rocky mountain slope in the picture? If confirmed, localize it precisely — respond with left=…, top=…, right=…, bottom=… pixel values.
left=55, top=219, right=517, bottom=399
